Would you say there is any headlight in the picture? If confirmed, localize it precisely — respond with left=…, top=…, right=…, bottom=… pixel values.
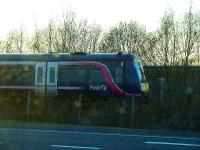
left=141, top=82, right=149, bottom=93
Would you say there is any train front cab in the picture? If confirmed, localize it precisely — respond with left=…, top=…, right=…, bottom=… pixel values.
left=132, top=55, right=149, bottom=96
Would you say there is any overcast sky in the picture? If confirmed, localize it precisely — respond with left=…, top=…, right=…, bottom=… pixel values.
left=0, top=0, right=200, bottom=40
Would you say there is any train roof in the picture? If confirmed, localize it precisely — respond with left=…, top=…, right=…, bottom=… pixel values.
left=0, top=53, right=136, bottom=61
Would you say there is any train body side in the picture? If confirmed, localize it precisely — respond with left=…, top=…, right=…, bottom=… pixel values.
left=0, top=53, right=148, bottom=97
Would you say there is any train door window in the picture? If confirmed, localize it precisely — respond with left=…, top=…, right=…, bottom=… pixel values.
left=88, top=68, right=105, bottom=84
left=49, top=67, right=55, bottom=83
left=37, top=67, right=43, bottom=83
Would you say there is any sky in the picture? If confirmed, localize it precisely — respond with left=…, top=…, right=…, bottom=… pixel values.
left=0, top=0, right=200, bottom=40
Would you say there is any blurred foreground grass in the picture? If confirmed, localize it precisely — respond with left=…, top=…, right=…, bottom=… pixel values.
left=0, top=93, right=199, bottom=132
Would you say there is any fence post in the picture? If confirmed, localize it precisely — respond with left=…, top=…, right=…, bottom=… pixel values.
left=26, top=91, right=31, bottom=121
left=77, top=93, right=82, bottom=124
left=128, top=95, right=135, bottom=127
left=160, top=78, right=165, bottom=102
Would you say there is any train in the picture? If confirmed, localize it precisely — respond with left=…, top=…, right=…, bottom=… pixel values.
left=0, top=52, right=149, bottom=97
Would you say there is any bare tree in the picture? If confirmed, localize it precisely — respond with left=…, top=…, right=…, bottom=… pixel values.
left=55, top=11, right=77, bottom=53
left=30, top=20, right=42, bottom=53
left=17, top=24, right=24, bottom=53
left=88, top=24, right=102, bottom=53
left=1, top=25, right=27, bottom=53
left=2, top=32, right=15, bottom=53
left=75, top=20, right=102, bottom=53
left=99, top=21, right=147, bottom=55
left=177, top=3, right=200, bottom=66
left=43, top=19, right=55, bottom=53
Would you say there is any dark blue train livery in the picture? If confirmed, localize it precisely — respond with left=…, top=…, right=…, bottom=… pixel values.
left=0, top=53, right=149, bottom=97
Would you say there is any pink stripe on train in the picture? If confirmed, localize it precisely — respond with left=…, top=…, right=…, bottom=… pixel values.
left=59, top=61, right=130, bottom=97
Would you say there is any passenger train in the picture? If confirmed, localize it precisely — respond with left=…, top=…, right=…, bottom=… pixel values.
left=0, top=52, right=149, bottom=97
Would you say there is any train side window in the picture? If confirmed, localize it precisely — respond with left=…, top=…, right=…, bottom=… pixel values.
left=101, top=61, right=112, bottom=72
left=115, top=67, right=122, bottom=76
left=114, top=66, right=123, bottom=84
left=10, top=67, right=21, bottom=83
left=49, top=67, right=55, bottom=83
left=0, top=65, right=34, bottom=84
left=0, top=66, right=22, bottom=84
left=22, top=66, right=34, bottom=83
left=124, top=62, right=133, bottom=83
left=37, top=67, right=43, bottom=83
left=58, top=66, right=86, bottom=85
left=89, top=68, right=105, bottom=83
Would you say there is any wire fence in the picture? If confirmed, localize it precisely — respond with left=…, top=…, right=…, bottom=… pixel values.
left=144, top=66, right=200, bottom=102
left=0, top=66, right=199, bottom=131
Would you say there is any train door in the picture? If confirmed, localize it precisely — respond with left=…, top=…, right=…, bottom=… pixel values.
left=112, top=61, right=124, bottom=87
left=35, top=62, right=46, bottom=95
left=46, top=62, right=58, bottom=95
